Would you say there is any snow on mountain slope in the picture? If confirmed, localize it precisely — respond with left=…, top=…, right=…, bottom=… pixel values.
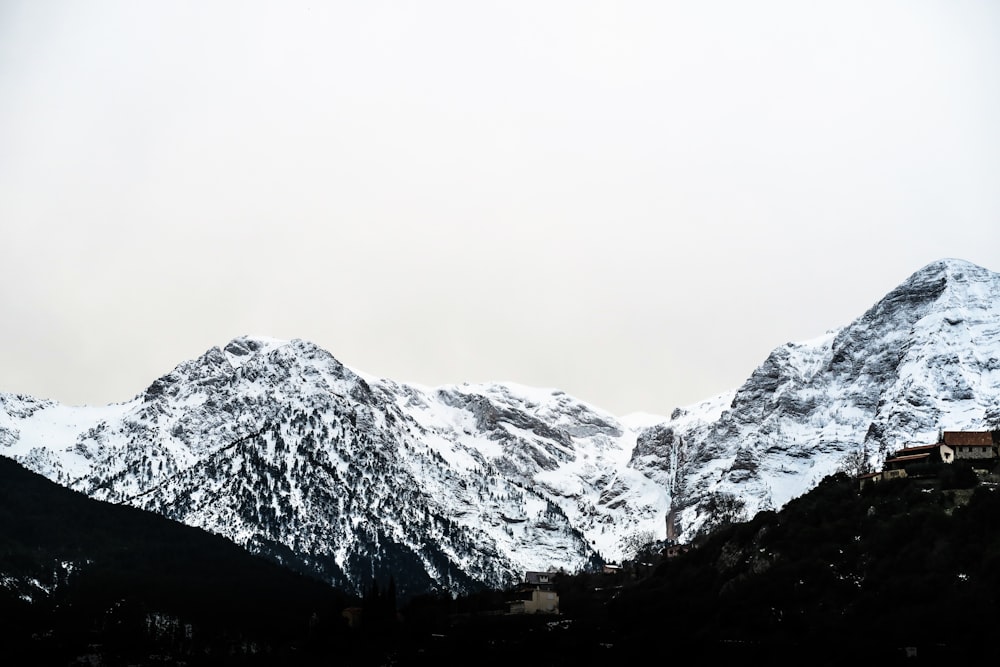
left=2, top=337, right=667, bottom=597
left=632, top=258, right=1000, bottom=542
left=2, top=257, right=998, bottom=595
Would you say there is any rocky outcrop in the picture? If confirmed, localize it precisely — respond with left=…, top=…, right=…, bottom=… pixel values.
left=2, top=258, right=998, bottom=593
left=1, top=338, right=664, bottom=597
left=632, top=259, right=1000, bottom=541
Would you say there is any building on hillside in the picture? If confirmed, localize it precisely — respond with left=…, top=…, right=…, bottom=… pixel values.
left=858, top=468, right=907, bottom=490
left=942, top=431, right=997, bottom=462
left=524, top=571, right=555, bottom=589
left=883, top=443, right=946, bottom=469
left=942, top=431, right=995, bottom=447
left=662, top=544, right=690, bottom=559
left=341, top=607, right=363, bottom=629
left=508, top=571, right=559, bottom=615
left=858, top=470, right=883, bottom=490
left=859, top=430, right=998, bottom=489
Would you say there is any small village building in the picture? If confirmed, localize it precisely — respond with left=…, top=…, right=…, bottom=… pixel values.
left=524, top=571, right=555, bottom=589
left=341, top=607, right=363, bottom=629
left=883, top=443, right=944, bottom=469
left=859, top=430, right=998, bottom=489
left=508, top=571, right=559, bottom=615
left=942, top=431, right=995, bottom=447
left=858, top=471, right=883, bottom=490
left=662, top=544, right=690, bottom=558
left=508, top=588, right=560, bottom=615
left=942, top=431, right=997, bottom=461
left=859, top=468, right=908, bottom=490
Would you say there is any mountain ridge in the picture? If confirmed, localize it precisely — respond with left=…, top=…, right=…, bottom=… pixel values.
left=634, top=257, right=1000, bottom=540
left=2, top=336, right=666, bottom=597
left=2, top=257, right=999, bottom=595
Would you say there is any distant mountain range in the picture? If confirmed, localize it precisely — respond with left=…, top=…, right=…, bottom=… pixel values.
left=2, top=257, right=998, bottom=597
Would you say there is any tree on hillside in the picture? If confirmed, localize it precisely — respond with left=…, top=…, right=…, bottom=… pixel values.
left=697, top=491, right=747, bottom=538
left=839, top=445, right=873, bottom=477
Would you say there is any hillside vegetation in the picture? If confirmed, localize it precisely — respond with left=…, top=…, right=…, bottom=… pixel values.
left=0, top=455, right=357, bottom=665
left=5, top=453, right=1000, bottom=664
left=397, top=464, right=1000, bottom=663
left=602, top=465, right=1000, bottom=660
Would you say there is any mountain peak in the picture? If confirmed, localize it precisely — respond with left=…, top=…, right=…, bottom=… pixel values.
left=922, top=256, right=981, bottom=271
left=904, top=257, right=995, bottom=288
left=222, top=334, right=289, bottom=358
left=851, top=258, right=996, bottom=331
left=3, top=258, right=998, bottom=596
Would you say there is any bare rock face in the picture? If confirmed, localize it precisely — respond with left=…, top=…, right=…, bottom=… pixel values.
left=2, top=259, right=999, bottom=593
left=631, top=259, right=1000, bottom=541
left=1, top=338, right=663, bottom=598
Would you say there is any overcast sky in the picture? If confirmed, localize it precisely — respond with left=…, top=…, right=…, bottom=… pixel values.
left=1, top=1, right=998, bottom=417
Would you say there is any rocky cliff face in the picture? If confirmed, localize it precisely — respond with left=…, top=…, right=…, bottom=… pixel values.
left=1, top=337, right=666, bottom=598
left=631, top=258, right=1000, bottom=541
left=2, top=258, right=998, bottom=594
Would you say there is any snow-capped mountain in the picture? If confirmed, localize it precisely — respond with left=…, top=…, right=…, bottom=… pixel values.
left=2, top=257, right=998, bottom=595
left=0, top=337, right=667, bottom=597
left=632, top=258, right=1000, bottom=541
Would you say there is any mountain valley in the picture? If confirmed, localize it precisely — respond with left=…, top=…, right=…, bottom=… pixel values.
left=2, top=258, right=999, bottom=600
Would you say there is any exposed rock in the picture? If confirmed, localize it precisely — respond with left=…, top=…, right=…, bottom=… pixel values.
left=632, top=258, right=1000, bottom=541
left=2, top=258, right=999, bottom=596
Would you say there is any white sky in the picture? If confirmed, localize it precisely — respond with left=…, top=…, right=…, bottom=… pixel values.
left=1, top=1, right=999, bottom=416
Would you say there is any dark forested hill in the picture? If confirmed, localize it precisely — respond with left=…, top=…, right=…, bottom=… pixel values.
left=7, top=448, right=1000, bottom=665
left=7, top=260, right=1000, bottom=598
left=390, top=464, right=1000, bottom=664
left=603, top=465, right=1000, bottom=662
left=0, top=454, right=360, bottom=665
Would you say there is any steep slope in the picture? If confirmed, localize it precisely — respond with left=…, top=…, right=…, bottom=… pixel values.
left=633, top=258, right=1000, bottom=541
left=3, top=258, right=999, bottom=594
left=0, top=455, right=355, bottom=665
left=399, top=471, right=1000, bottom=663
left=607, top=470, right=1000, bottom=661
left=2, top=337, right=667, bottom=597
